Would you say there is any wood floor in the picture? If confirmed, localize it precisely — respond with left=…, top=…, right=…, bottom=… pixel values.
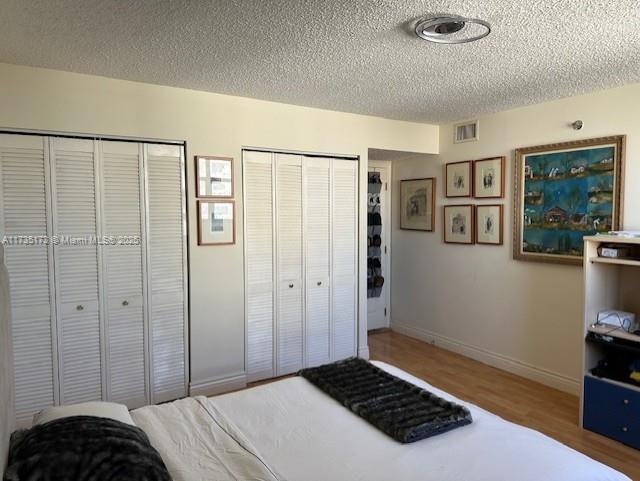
left=369, top=330, right=640, bottom=480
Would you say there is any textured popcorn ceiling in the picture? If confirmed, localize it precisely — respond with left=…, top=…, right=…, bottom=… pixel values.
left=0, top=0, right=639, bottom=124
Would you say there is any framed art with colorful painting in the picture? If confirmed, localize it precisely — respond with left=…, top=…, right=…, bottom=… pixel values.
left=514, top=136, right=625, bottom=265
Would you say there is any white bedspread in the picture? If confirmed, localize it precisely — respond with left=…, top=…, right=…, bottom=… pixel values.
left=133, top=361, right=630, bottom=481
left=131, top=397, right=278, bottom=481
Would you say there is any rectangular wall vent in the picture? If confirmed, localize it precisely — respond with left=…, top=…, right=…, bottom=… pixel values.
left=454, top=120, right=479, bottom=143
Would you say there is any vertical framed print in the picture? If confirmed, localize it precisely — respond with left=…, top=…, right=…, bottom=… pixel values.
left=198, top=200, right=235, bottom=245
left=514, top=135, right=625, bottom=265
left=474, top=156, right=505, bottom=198
left=400, top=178, right=436, bottom=231
left=195, top=155, right=234, bottom=198
left=445, top=160, right=472, bottom=197
left=476, top=204, right=504, bottom=245
left=444, top=204, right=475, bottom=244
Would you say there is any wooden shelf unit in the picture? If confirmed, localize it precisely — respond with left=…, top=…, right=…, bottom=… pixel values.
left=583, top=372, right=640, bottom=394
left=581, top=236, right=640, bottom=450
left=589, top=256, right=640, bottom=267
left=587, top=324, right=640, bottom=343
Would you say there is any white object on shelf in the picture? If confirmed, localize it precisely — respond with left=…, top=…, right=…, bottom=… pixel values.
left=596, top=310, right=636, bottom=331
left=604, top=230, right=640, bottom=238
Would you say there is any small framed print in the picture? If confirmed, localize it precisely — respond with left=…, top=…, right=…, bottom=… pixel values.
left=444, top=204, right=474, bottom=244
left=198, top=200, right=235, bottom=245
left=474, top=156, right=505, bottom=198
left=445, top=160, right=472, bottom=197
left=196, top=155, right=233, bottom=198
left=400, top=178, right=436, bottom=231
left=475, top=204, right=504, bottom=245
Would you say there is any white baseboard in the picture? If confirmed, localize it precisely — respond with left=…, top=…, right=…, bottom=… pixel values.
left=391, top=322, right=580, bottom=395
left=358, top=345, right=370, bottom=359
left=189, top=372, right=247, bottom=397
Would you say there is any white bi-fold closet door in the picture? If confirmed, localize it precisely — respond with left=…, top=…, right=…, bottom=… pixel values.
left=244, top=150, right=358, bottom=382
left=275, top=154, right=305, bottom=375
left=50, top=137, right=104, bottom=406
left=0, top=133, right=188, bottom=422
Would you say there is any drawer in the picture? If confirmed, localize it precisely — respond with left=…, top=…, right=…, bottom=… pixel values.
left=583, top=376, right=640, bottom=449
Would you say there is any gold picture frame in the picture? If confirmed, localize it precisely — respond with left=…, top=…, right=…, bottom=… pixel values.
left=513, top=136, right=625, bottom=265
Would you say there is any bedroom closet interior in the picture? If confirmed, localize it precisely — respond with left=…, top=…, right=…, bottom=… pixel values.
left=0, top=133, right=188, bottom=424
left=243, top=150, right=358, bottom=382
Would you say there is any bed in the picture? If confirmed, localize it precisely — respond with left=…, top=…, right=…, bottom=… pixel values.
left=131, top=361, right=630, bottom=481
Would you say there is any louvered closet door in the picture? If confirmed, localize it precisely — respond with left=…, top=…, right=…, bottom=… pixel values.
left=145, top=144, right=187, bottom=403
left=304, top=157, right=331, bottom=367
left=50, top=138, right=103, bottom=404
left=275, top=154, right=304, bottom=375
left=331, top=159, right=358, bottom=360
left=100, top=141, right=147, bottom=408
left=0, top=134, right=57, bottom=420
left=244, top=151, right=275, bottom=382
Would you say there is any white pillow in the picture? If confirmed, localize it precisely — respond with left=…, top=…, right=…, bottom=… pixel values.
left=33, top=401, right=136, bottom=426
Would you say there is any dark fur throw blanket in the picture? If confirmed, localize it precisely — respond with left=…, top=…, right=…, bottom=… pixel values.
left=299, top=357, right=473, bottom=443
left=4, top=416, right=172, bottom=481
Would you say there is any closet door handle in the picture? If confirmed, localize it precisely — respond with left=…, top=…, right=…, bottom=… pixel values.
left=622, top=426, right=629, bottom=433
left=317, top=281, right=322, bottom=286
left=122, top=300, right=129, bottom=306
left=289, top=283, right=294, bottom=288
left=76, top=305, right=84, bottom=311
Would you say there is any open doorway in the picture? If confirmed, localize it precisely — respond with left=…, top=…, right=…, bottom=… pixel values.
left=367, top=160, right=391, bottom=331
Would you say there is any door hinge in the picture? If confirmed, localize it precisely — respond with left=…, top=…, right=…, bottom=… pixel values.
left=384, top=307, right=387, bottom=316
left=385, top=182, right=388, bottom=191
left=384, top=245, right=387, bottom=254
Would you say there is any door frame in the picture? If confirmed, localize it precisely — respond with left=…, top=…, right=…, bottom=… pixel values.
left=367, top=160, right=392, bottom=330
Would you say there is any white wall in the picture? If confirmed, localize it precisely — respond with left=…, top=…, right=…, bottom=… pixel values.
left=391, top=83, right=640, bottom=394
left=0, top=62, right=439, bottom=394
left=0, top=244, right=14, bottom=473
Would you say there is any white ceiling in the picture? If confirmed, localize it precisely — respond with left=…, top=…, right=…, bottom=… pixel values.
left=1, top=1, right=639, bottom=124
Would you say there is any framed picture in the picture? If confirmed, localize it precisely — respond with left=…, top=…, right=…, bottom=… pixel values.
left=514, top=135, right=625, bottom=265
left=195, top=155, right=233, bottom=198
left=198, top=200, right=235, bottom=245
left=445, top=160, right=472, bottom=197
left=476, top=205, right=503, bottom=245
left=474, top=156, right=505, bottom=198
left=444, top=204, right=474, bottom=244
left=400, top=178, right=436, bottom=231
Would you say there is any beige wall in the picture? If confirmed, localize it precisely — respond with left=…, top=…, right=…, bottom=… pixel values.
left=0, top=62, right=439, bottom=392
left=391, top=83, right=640, bottom=394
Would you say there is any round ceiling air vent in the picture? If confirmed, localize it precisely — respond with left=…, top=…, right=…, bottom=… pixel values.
left=415, top=15, right=491, bottom=44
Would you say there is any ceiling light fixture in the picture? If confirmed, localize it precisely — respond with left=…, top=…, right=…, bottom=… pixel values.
left=415, top=15, right=491, bottom=44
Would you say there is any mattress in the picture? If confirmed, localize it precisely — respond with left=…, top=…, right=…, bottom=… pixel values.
left=131, top=397, right=278, bottom=481
left=132, top=361, right=630, bottom=481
